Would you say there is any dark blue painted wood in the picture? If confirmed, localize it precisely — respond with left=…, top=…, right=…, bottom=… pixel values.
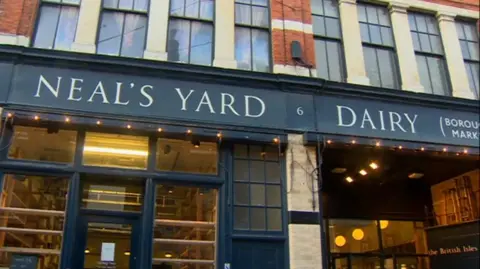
left=232, top=240, right=285, bottom=269
left=139, top=178, right=155, bottom=269
left=60, top=173, right=80, bottom=269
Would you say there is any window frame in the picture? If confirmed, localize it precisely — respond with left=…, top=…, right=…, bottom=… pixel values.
left=456, top=19, right=480, bottom=99
left=166, top=0, right=215, bottom=65
left=234, top=0, right=273, bottom=72
left=32, top=0, right=82, bottom=50
left=95, top=0, right=150, bottom=57
left=311, top=0, right=347, bottom=82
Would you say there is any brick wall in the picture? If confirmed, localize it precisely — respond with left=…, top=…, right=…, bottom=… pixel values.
left=0, top=0, right=39, bottom=37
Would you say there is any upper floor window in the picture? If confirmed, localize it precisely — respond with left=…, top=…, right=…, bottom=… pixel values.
left=408, top=12, right=451, bottom=96
left=358, top=3, right=400, bottom=89
left=312, top=0, right=345, bottom=82
left=33, top=0, right=81, bottom=50
left=97, top=0, right=149, bottom=58
left=235, top=0, right=271, bottom=72
left=456, top=20, right=479, bottom=99
left=167, top=0, right=214, bottom=66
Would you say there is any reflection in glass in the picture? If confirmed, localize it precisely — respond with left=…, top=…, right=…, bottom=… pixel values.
left=157, top=138, right=217, bottom=174
left=8, top=126, right=77, bottom=163
left=0, top=174, right=68, bottom=267
left=167, top=19, right=213, bottom=65
left=381, top=221, right=427, bottom=254
left=329, top=219, right=379, bottom=253
left=153, top=185, right=217, bottom=268
left=81, top=175, right=144, bottom=212
left=351, top=256, right=381, bottom=269
left=33, top=5, right=79, bottom=50
left=83, top=132, right=149, bottom=169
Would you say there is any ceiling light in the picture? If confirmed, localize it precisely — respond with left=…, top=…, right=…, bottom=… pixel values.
left=158, top=128, right=163, bottom=132
left=217, top=132, right=222, bottom=138
left=334, top=235, right=346, bottom=247
left=83, top=146, right=148, bottom=157
left=359, top=169, right=367, bottom=176
left=187, top=129, right=192, bottom=134
left=345, top=176, right=353, bottom=183
left=127, top=124, right=132, bottom=129
left=165, top=253, right=173, bottom=258
left=34, top=115, right=39, bottom=120
left=352, top=228, right=364, bottom=240
left=375, top=142, right=380, bottom=147
left=96, top=120, right=101, bottom=125
left=65, top=117, right=70, bottom=123
left=84, top=248, right=90, bottom=254
left=398, top=145, right=403, bottom=150
left=273, top=137, right=279, bottom=143
left=124, top=251, right=131, bottom=256
left=443, top=147, right=447, bottom=152
left=331, top=168, right=347, bottom=174
left=351, top=140, right=356, bottom=144
left=369, top=162, right=379, bottom=170
left=408, top=173, right=424, bottom=179
left=327, top=140, right=332, bottom=144
left=7, top=113, right=13, bottom=118
left=420, top=147, right=425, bottom=151
left=463, top=149, right=468, bottom=154
left=379, top=220, right=389, bottom=229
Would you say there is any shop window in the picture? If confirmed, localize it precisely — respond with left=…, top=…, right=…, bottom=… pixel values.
left=80, top=174, right=144, bottom=212
left=156, top=138, right=218, bottom=174
left=328, top=219, right=379, bottom=253
left=233, top=144, right=283, bottom=232
left=456, top=20, right=479, bottom=99
left=153, top=184, right=217, bottom=269
left=387, top=256, right=429, bottom=269
left=312, top=0, right=345, bottom=82
left=33, top=0, right=81, bottom=50
left=380, top=221, right=427, bottom=254
left=234, top=0, right=271, bottom=72
left=0, top=174, right=68, bottom=267
left=97, top=0, right=149, bottom=57
left=358, top=3, right=400, bottom=89
left=82, top=132, right=149, bottom=169
left=8, top=126, right=77, bottom=163
left=408, top=12, right=451, bottom=96
left=167, top=0, right=214, bottom=65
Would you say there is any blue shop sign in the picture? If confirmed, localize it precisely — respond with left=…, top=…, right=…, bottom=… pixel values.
left=2, top=64, right=479, bottom=147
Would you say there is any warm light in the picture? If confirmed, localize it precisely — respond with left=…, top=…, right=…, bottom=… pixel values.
left=165, top=253, right=173, bottom=258
left=375, top=141, right=380, bottom=147
left=421, top=147, right=425, bottom=151
left=398, top=145, right=403, bottom=150
left=335, top=235, right=346, bottom=247
left=83, top=146, right=148, bottom=157
left=127, top=124, right=132, bottom=129
left=359, top=170, right=367, bottom=176
left=345, top=176, right=354, bottom=183
left=65, top=117, right=70, bottom=123
left=463, top=149, right=468, bottom=154
left=217, top=132, right=222, bottom=138
left=352, top=228, right=364, bottom=240
left=443, top=147, right=447, bottom=152
left=273, top=137, right=279, bottom=143
left=96, top=120, right=101, bottom=125
left=187, top=129, right=192, bottom=134
left=369, top=162, right=379, bottom=170
left=327, top=140, right=332, bottom=144
left=124, top=251, right=131, bottom=256
left=408, top=173, right=424, bottom=179
left=379, top=220, right=389, bottom=229
left=84, top=249, right=90, bottom=254
left=34, top=115, right=39, bottom=120
left=351, top=140, right=356, bottom=144
left=7, top=113, right=12, bottom=118
left=158, top=128, right=163, bottom=132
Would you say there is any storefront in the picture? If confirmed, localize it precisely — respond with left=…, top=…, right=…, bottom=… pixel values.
left=0, top=45, right=479, bottom=269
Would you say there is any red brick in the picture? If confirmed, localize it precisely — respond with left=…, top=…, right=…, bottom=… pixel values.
left=0, top=0, right=39, bottom=36
left=273, top=29, right=316, bottom=68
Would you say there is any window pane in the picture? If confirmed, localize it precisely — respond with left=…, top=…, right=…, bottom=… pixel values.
left=366, top=6, right=378, bottom=24
left=266, top=162, right=281, bottom=183
left=134, top=0, right=149, bottom=12
left=185, top=0, right=200, bottom=18
left=252, top=6, right=268, bottom=27
left=54, top=6, right=79, bottom=50
left=170, top=0, right=184, bottom=16
left=364, top=46, right=381, bottom=87
left=81, top=175, right=144, bottom=212
left=190, top=22, right=213, bottom=66
left=381, top=221, right=427, bottom=254
left=426, top=16, right=438, bottom=34
left=411, top=33, right=420, bottom=51
left=466, top=62, right=479, bottom=99
left=200, top=0, right=214, bottom=20
left=326, top=40, right=344, bottom=82
left=369, top=25, right=382, bottom=44
left=97, top=12, right=124, bottom=56
left=8, top=126, right=77, bottom=163
left=235, top=183, right=249, bottom=205
left=360, top=23, right=370, bottom=43
left=380, top=27, right=393, bottom=47
left=468, top=42, right=479, bottom=60
left=378, top=49, right=399, bottom=89
left=250, top=184, right=265, bottom=206
left=33, top=6, right=60, bottom=49
left=460, top=40, right=470, bottom=59
left=252, top=0, right=268, bottom=6
left=234, top=144, right=248, bottom=158
left=63, top=0, right=81, bottom=4
left=464, top=24, right=477, bottom=41
left=357, top=5, right=367, bottom=22
left=250, top=208, right=266, bottom=230
left=267, top=208, right=282, bottom=231
left=416, top=55, right=433, bottom=94
left=311, top=0, right=324, bottom=15
left=415, top=14, right=427, bottom=33
left=249, top=145, right=263, bottom=159
left=456, top=23, right=465, bottom=39
left=266, top=185, right=281, bottom=207
left=119, top=0, right=134, bottom=10
left=83, top=132, right=149, bottom=169
left=167, top=19, right=190, bottom=63
left=157, top=138, right=218, bottom=174
left=252, top=29, right=270, bottom=72
left=430, top=35, right=443, bottom=54
left=351, top=256, right=381, bottom=269
left=0, top=174, right=68, bottom=260
left=325, top=17, right=340, bottom=38
left=408, top=14, right=417, bottom=31
left=378, top=7, right=390, bottom=26
left=234, top=207, right=249, bottom=229
left=428, top=57, right=450, bottom=96
left=120, top=14, right=147, bottom=58
left=324, top=0, right=338, bottom=17
left=104, top=0, right=118, bottom=8
left=264, top=145, right=279, bottom=161
left=329, top=219, right=380, bottom=253
left=419, top=33, right=431, bottom=53
left=235, top=27, right=252, bottom=70
left=315, top=39, right=329, bottom=79
left=313, top=16, right=326, bottom=36
left=250, top=161, right=265, bottom=183
left=394, top=257, right=430, bottom=269
left=235, top=4, right=251, bottom=25
left=234, top=160, right=250, bottom=181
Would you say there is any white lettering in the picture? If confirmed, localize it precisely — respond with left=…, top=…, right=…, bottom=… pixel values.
left=175, top=88, right=194, bottom=111
left=389, top=112, right=407, bottom=132
left=67, top=78, right=83, bottom=101
left=378, top=110, right=386, bottom=130
left=404, top=114, right=418, bottom=133
left=114, top=82, right=130, bottom=105
left=360, top=109, right=376, bottom=129
left=337, top=106, right=357, bottom=127
left=35, top=75, right=62, bottom=98
left=87, top=81, right=110, bottom=104
left=245, top=95, right=265, bottom=118
left=221, top=93, right=240, bottom=116
left=139, top=85, right=154, bottom=107
left=195, top=91, right=216, bottom=113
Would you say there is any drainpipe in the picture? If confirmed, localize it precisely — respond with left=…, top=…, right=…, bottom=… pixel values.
left=317, top=134, right=328, bottom=269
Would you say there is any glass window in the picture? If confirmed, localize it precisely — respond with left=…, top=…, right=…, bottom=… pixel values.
left=33, top=0, right=80, bottom=50
left=456, top=20, right=479, bottom=99
left=358, top=3, right=400, bottom=89
left=312, top=0, right=345, bottom=81
left=235, top=0, right=271, bottom=72
left=0, top=174, right=68, bottom=267
left=8, top=126, right=77, bottom=163
left=328, top=219, right=380, bottom=253
left=381, top=221, right=427, bottom=254
left=82, top=132, right=149, bottom=169
left=81, top=174, right=144, bottom=212
left=153, top=184, right=217, bottom=268
left=409, top=12, right=451, bottom=96
left=97, top=1, right=148, bottom=57
left=168, top=0, right=214, bottom=66
left=156, top=138, right=218, bottom=174
left=233, top=144, right=283, bottom=232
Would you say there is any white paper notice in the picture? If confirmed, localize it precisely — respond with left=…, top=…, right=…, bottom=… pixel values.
left=101, top=242, right=115, bottom=262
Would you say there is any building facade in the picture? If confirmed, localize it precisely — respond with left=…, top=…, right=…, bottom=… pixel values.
left=0, top=1, right=478, bottom=269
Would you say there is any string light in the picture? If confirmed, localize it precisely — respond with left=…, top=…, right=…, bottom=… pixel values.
left=420, top=147, right=425, bottom=151
left=273, top=137, right=279, bottom=143
left=7, top=113, right=12, bottom=118
left=327, top=140, right=332, bottom=144
left=463, top=149, right=468, bottom=154
left=157, top=128, right=163, bottom=132
left=345, top=176, right=354, bottom=183
left=217, top=132, right=222, bottom=138
left=34, top=115, right=39, bottom=120
left=443, top=147, right=447, bottom=152
left=351, top=140, right=356, bottom=144
left=96, top=120, right=102, bottom=125
left=375, top=141, right=380, bottom=147
left=127, top=124, right=132, bottom=129
left=398, top=145, right=403, bottom=150
left=187, top=129, right=192, bottom=134
left=65, top=117, right=70, bottom=123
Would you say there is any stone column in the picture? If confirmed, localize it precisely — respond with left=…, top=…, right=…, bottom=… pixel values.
left=286, top=134, right=323, bottom=269
left=437, top=12, right=475, bottom=99
left=213, top=0, right=236, bottom=68
left=338, top=0, right=370, bottom=85
left=71, top=0, right=101, bottom=53
left=389, top=1, right=425, bottom=93
left=144, top=0, right=169, bottom=61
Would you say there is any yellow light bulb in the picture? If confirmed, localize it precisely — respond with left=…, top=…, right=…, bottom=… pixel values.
left=335, top=235, right=346, bottom=247
left=352, top=228, right=364, bottom=240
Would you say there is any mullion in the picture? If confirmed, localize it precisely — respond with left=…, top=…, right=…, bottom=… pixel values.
left=424, top=55, right=435, bottom=94
left=187, top=20, right=193, bottom=63
left=118, top=12, right=128, bottom=56
left=374, top=47, right=384, bottom=87
left=51, top=4, right=64, bottom=49
left=103, top=7, right=147, bottom=15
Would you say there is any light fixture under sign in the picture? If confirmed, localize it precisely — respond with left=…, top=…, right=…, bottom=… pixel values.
left=408, top=173, right=424, bottom=179
left=83, top=146, right=148, bottom=157
left=331, top=168, right=347, bottom=174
